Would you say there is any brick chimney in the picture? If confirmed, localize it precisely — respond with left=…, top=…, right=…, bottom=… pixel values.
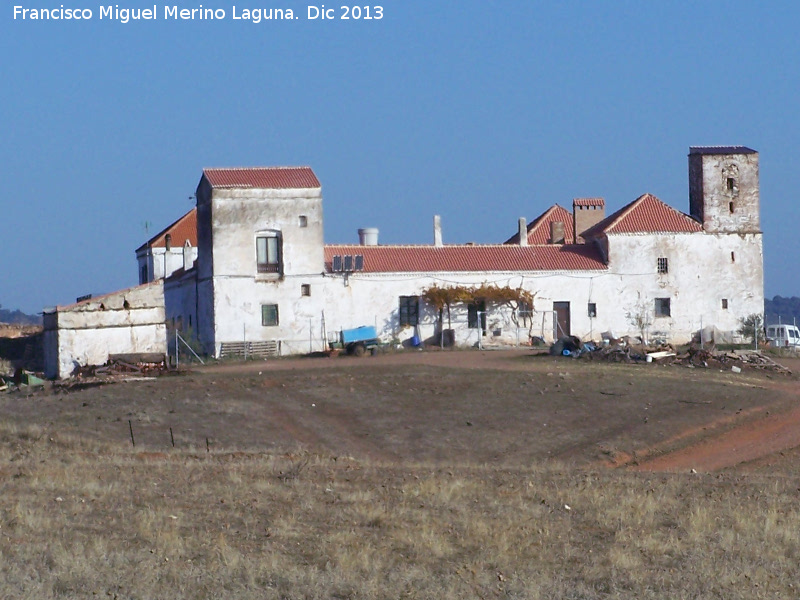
left=573, top=198, right=605, bottom=243
left=550, top=221, right=565, bottom=244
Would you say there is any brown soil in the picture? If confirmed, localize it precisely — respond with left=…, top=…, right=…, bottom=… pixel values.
left=3, top=349, right=799, bottom=472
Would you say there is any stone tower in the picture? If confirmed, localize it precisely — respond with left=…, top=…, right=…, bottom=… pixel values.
left=688, top=146, right=760, bottom=233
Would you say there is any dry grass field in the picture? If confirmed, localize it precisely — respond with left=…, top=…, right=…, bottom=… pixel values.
left=1, top=349, right=799, bottom=598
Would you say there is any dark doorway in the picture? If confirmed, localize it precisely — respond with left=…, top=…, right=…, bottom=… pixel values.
left=468, top=300, right=487, bottom=334
left=553, top=301, right=571, bottom=338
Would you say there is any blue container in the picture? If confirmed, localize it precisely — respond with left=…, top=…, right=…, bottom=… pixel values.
left=411, top=334, right=421, bottom=346
left=562, top=349, right=572, bottom=357
left=341, top=326, right=378, bottom=344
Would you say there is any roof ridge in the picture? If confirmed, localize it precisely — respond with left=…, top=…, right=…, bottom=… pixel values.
left=203, top=165, right=312, bottom=171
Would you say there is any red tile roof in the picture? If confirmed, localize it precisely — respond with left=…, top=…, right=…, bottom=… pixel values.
left=324, top=244, right=606, bottom=273
left=136, top=208, right=198, bottom=253
left=504, top=205, right=575, bottom=245
left=573, top=197, right=605, bottom=207
left=203, top=167, right=320, bottom=189
left=582, top=193, right=702, bottom=237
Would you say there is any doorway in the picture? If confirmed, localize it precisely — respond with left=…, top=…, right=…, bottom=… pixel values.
left=553, top=301, right=571, bottom=338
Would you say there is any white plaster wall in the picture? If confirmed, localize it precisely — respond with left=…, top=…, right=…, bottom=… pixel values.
left=53, top=323, right=167, bottom=379
left=211, top=188, right=324, bottom=278
left=606, top=231, right=764, bottom=341
left=137, top=247, right=198, bottom=282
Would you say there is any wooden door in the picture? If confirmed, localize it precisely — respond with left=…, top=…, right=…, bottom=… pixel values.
left=553, top=302, right=571, bottom=338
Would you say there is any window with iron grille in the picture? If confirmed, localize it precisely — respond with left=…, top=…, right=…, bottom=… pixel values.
left=261, top=304, right=279, bottom=326
left=256, top=233, right=281, bottom=273
left=657, top=257, right=668, bottom=274
left=655, top=298, right=671, bottom=318
left=588, top=303, right=597, bottom=318
left=399, top=296, right=419, bottom=326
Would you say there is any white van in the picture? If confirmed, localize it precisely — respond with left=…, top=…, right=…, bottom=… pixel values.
left=766, top=324, right=800, bottom=348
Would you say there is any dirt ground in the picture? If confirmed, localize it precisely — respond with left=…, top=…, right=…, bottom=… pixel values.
left=3, top=349, right=799, bottom=473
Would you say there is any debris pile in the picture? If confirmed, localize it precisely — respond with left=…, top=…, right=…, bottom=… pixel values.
left=70, top=353, right=168, bottom=380
left=550, top=337, right=791, bottom=374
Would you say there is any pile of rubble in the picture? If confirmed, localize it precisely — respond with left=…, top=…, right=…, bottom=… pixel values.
left=550, top=336, right=791, bottom=374
left=71, top=353, right=168, bottom=379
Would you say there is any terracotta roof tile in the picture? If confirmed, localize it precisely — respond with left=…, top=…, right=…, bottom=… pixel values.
left=504, top=205, right=575, bottom=245
left=324, top=244, right=606, bottom=273
left=582, top=193, right=702, bottom=237
left=136, top=208, right=197, bottom=253
left=573, top=197, right=605, bottom=207
left=204, top=167, right=320, bottom=189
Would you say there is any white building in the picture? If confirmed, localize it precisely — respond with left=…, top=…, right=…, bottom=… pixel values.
left=42, top=146, right=765, bottom=375
left=161, top=146, right=763, bottom=357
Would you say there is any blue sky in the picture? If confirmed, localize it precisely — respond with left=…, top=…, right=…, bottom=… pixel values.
left=3, top=1, right=799, bottom=313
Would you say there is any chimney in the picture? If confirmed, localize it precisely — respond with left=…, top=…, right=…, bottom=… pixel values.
left=550, top=221, right=565, bottom=244
left=433, top=215, right=443, bottom=247
left=358, top=228, right=379, bottom=246
left=518, top=217, right=528, bottom=246
left=183, top=241, right=193, bottom=271
left=573, top=198, right=605, bottom=243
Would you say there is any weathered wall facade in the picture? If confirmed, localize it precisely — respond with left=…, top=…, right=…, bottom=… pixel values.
left=43, top=282, right=167, bottom=379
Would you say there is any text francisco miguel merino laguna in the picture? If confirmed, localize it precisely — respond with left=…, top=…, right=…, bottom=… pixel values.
left=13, top=5, right=385, bottom=22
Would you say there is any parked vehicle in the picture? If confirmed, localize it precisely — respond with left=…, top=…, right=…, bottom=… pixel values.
left=330, top=325, right=380, bottom=356
left=766, top=323, right=800, bottom=348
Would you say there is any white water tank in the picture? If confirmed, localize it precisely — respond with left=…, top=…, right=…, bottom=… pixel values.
left=358, top=228, right=379, bottom=246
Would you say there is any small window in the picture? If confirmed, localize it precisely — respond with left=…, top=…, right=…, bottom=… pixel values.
left=261, top=304, right=279, bottom=326
left=731, top=251, right=735, bottom=263
left=657, top=257, right=669, bottom=274
left=344, top=255, right=354, bottom=271
left=256, top=233, right=282, bottom=274
left=588, top=303, right=597, bottom=318
left=729, top=202, right=735, bottom=213
left=165, top=234, right=172, bottom=251
left=399, top=296, right=419, bottom=327
left=721, top=299, right=728, bottom=310
left=655, top=298, right=671, bottom=318
left=301, top=284, right=311, bottom=297
left=140, top=264, right=148, bottom=284
left=727, top=177, right=736, bottom=191
left=299, top=215, right=308, bottom=228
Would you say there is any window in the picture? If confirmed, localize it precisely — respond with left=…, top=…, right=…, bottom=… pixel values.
left=261, top=304, right=279, bottom=326
left=299, top=215, right=308, bottom=228
left=729, top=201, right=735, bottom=213
left=139, top=264, right=148, bottom=284
left=731, top=251, right=735, bottom=263
left=727, top=177, right=736, bottom=191
left=588, top=303, right=597, bottom=318
left=399, top=296, right=419, bottom=326
left=256, top=232, right=281, bottom=273
left=165, top=234, right=172, bottom=251
left=722, top=299, right=728, bottom=310
left=657, top=257, right=669, bottom=274
left=655, top=298, right=671, bottom=318
left=301, top=284, right=311, bottom=297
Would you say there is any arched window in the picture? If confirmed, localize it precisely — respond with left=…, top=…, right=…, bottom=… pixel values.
left=256, top=231, right=282, bottom=273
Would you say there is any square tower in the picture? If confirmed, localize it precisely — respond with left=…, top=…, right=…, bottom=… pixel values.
left=688, top=146, right=760, bottom=234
